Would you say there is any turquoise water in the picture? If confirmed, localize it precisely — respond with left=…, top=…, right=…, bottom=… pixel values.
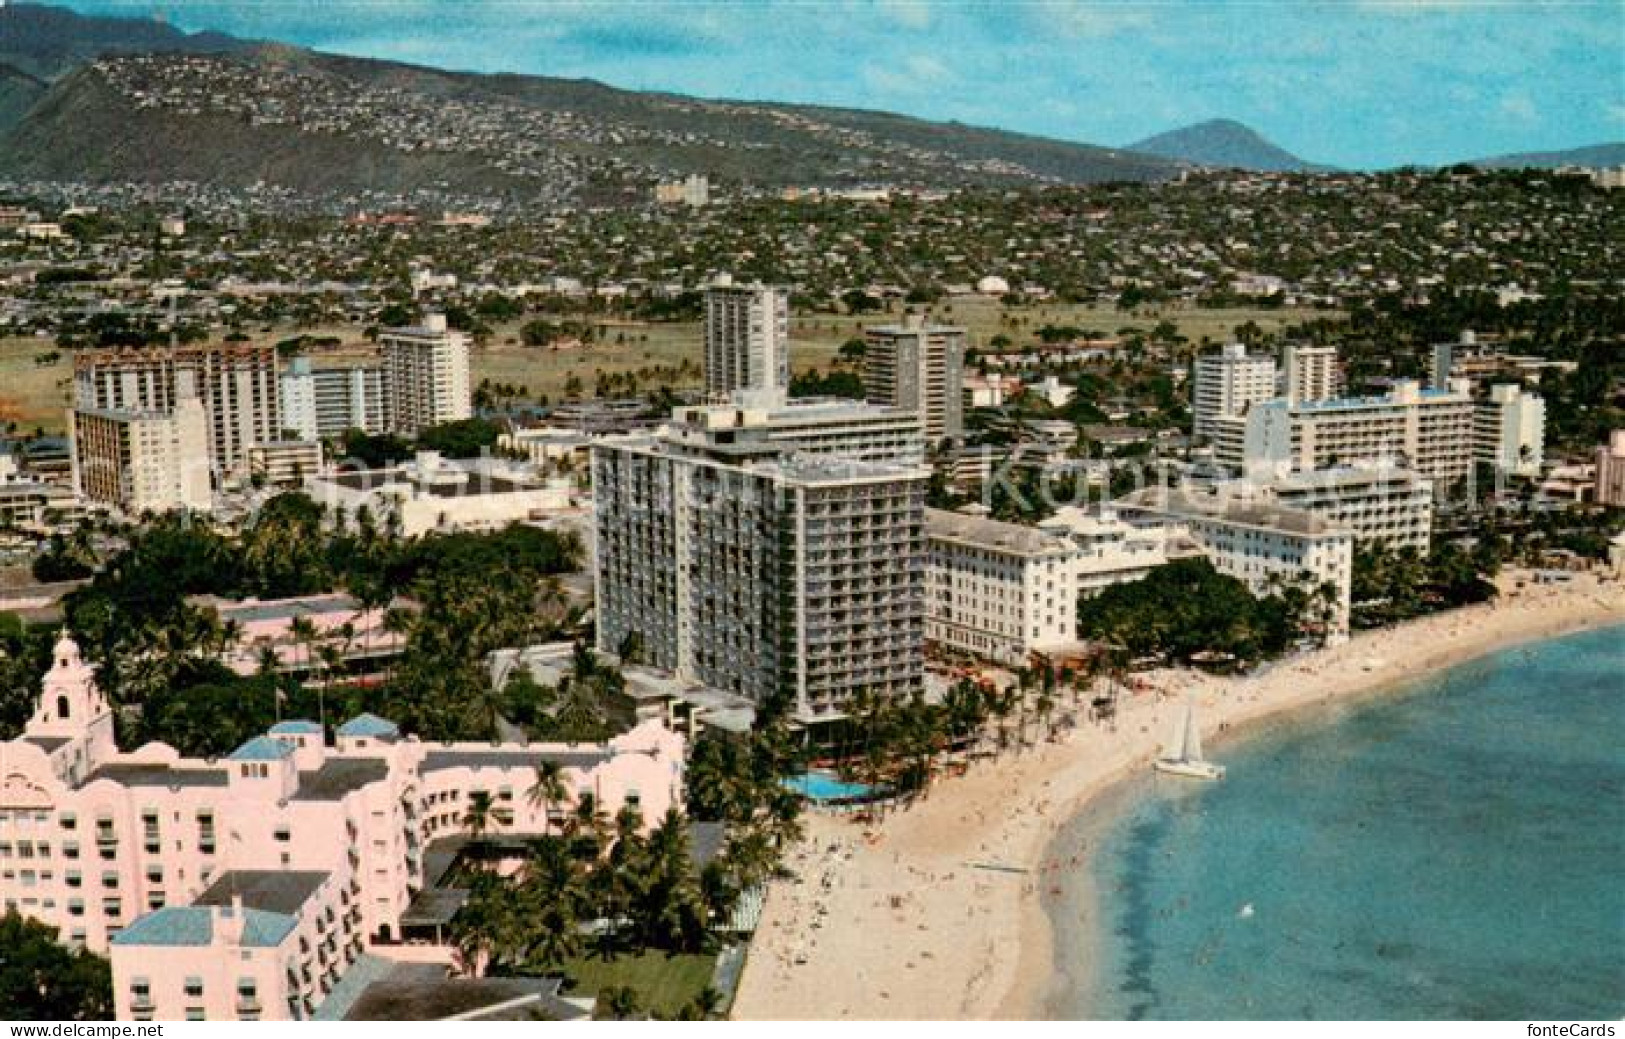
left=784, top=771, right=876, bottom=802
left=1042, top=624, right=1625, bottom=1020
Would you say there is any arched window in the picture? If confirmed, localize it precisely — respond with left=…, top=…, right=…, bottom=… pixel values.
left=56, top=695, right=70, bottom=721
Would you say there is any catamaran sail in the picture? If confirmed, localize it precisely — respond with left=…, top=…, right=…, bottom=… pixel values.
left=1154, top=696, right=1224, bottom=780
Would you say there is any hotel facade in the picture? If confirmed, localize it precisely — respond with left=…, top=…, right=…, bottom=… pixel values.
left=74, top=343, right=281, bottom=482
left=703, top=277, right=790, bottom=399
left=1244, top=379, right=1477, bottom=487
left=924, top=508, right=1078, bottom=665
left=0, top=634, right=683, bottom=1021
left=864, top=316, right=966, bottom=446
left=379, top=315, right=472, bottom=436
left=1116, top=487, right=1354, bottom=640
left=593, top=398, right=928, bottom=722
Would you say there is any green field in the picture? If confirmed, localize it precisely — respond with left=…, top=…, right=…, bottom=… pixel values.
left=556, top=950, right=717, bottom=1018
left=0, top=336, right=74, bottom=434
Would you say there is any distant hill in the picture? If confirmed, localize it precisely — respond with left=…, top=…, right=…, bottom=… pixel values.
left=1463, top=142, right=1625, bottom=170
left=0, top=62, right=49, bottom=132
left=1126, top=118, right=1330, bottom=173
left=0, top=1, right=248, bottom=83
left=0, top=41, right=1180, bottom=204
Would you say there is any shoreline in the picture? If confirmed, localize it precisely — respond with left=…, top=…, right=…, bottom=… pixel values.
left=730, top=571, right=1625, bottom=1021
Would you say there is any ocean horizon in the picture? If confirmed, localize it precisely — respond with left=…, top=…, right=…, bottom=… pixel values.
left=1040, top=623, right=1625, bottom=1020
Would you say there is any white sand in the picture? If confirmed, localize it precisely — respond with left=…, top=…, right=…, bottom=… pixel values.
left=730, top=571, right=1625, bottom=1021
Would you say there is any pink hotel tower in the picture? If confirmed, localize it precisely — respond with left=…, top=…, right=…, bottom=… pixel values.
left=0, top=632, right=685, bottom=1020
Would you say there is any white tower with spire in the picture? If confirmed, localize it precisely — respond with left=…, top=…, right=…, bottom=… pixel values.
left=24, top=630, right=116, bottom=782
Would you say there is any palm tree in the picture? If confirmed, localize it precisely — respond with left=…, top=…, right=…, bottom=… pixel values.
left=527, top=761, right=569, bottom=835
left=462, top=791, right=495, bottom=846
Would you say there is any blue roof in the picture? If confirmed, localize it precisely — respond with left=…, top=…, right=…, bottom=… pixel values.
left=337, top=713, right=399, bottom=739
left=269, top=720, right=322, bottom=736
left=228, top=735, right=297, bottom=762
left=112, top=907, right=297, bottom=949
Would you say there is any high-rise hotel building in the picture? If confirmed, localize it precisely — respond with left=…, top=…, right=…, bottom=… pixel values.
left=703, top=276, right=789, bottom=399
left=379, top=314, right=471, bottom=435
left=1193, top=344, right=1277, bottom=471
left=73, top=343, right=280, bottom=482
left=1244, top=379, right=1478, bottom=486
left=864, top=315, right=966, bottom=446
left=593, top=397, right=927, bottom=723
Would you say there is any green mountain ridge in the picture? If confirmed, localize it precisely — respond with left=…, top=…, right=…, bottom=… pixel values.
left=0, top=41, right=1179, bottom=203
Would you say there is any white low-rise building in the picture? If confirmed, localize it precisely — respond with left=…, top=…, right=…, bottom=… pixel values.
left=1217, top=465, right=1434, bottom=554
left=925, top=507, right=1078, bottom=665
left=1039, top=506, right=1202, bottom=597
left=1116, top=486, right=1354, bottom=641
left=305, top=452, right=574, bottom=536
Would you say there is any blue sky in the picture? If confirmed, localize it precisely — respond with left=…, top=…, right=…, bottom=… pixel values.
left=56, top=1, right=1625, bottom=168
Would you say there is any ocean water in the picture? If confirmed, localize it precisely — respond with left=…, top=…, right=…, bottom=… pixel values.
left=1041, top=624, right=1625, bottom=1020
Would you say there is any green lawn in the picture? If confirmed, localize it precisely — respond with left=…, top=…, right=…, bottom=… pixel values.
left=556, top=949, right=717, bottom=1018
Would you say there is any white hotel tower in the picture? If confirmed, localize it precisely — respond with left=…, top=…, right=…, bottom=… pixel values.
left=703, top=276, right=790, bottom=399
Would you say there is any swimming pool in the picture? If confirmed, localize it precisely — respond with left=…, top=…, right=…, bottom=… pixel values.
left=783, top=771, right=878, bottom=803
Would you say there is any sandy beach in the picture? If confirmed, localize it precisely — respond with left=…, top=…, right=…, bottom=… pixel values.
left=730, top=570, right=1625, bottom=1021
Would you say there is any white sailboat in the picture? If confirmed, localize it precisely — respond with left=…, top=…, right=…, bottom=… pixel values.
left=1153, top=696, right=1225, bottom=780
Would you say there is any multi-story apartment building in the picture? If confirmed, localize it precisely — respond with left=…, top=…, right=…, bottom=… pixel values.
left=379, top=315, right=471, bottom=435
left=703, top=277, right=789, bottom=399
left=1474, top=383, right=1546, bottom=477
left=1193, top=344, right=1276, bottom=441
left=925, top=508, right=1077, bottom=665
left=74, top=343, right=280, bottom=482
left=864, top=316, right=966, bottom=446
left=69, top=398, right=211, bottom=514
left=1116, top=487, right=1354, bottom=640
left=280, top=359, right=387, bottom=441
left=1283, top=344, right=1338, bottom=403
left=0, top=633, right=683, bottom=1021
left=1244, top=379, right=1477, bottom=487
left=1219, top=465, right=1434, bottom=554
left=1596, top=430, right=1625, bottom=507
left=593, top=400, right=927, bottom=723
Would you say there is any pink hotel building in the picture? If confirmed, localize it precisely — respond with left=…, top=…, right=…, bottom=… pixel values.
left=0, top=633, right=685, bottom=1021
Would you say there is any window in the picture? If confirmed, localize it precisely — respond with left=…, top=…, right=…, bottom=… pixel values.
left=184, top=977, right=204, bottom=999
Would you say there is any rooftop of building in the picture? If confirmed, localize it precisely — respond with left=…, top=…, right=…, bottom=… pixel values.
left=293, top=758, right=391, bottom=801
left=926, top=507, right=1075, bottom=557
left=194, top=871, right=329, bottom=916
left=111, top=905, right=297, bottom=949
left=85, top=763, right=230, bottom=788
left=228, top=735, right=297, bottom=762
left=194, top=592, right=364, bottom=624
left=336, top=713, right=400, bottom=739
left=1117, top=487, right=1349, bottom=538
left=420, top=747, right=613, bottom=773
left=269, top=719, right=323, bottom=736
left=344, top=965, right=587, bottom=1022
left=322, top=467, right=541, bottom=498
left=1260, top=465, right=1432, bottom=492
